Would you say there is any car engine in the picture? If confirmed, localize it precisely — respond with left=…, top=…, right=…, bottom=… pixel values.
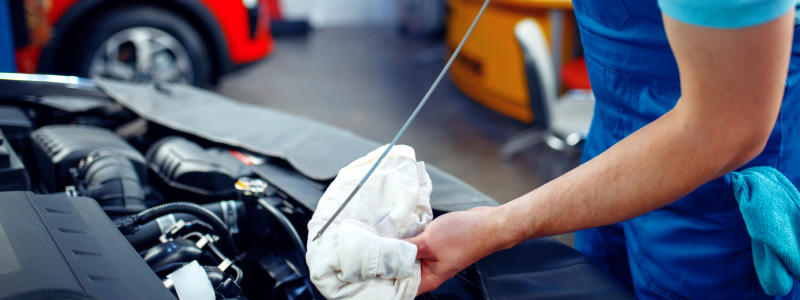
left=0, top=106, right=322, bottom=300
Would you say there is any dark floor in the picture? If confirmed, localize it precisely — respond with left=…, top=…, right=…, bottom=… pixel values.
left=217, top=27, right=578, bottom=245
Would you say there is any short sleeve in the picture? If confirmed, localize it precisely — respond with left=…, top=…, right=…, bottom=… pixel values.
left=658, top=0, right=797, bottom=28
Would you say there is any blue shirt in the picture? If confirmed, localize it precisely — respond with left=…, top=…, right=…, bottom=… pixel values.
left=657, top=0, right=797, bottom=28
left=572, top=0, right=800, bottom=298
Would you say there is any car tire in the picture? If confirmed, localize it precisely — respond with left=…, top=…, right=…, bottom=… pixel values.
left=69, top=6, right=213, bottom=88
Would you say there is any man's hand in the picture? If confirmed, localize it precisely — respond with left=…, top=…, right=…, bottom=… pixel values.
left=406, top=206, right=512, bottom=295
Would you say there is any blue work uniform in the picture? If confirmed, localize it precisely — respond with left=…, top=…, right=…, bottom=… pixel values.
left=572, top=0, right=800, bottom=299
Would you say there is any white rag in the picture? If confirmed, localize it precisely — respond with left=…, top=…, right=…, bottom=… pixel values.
left=306, top=144, right=433, bottom=300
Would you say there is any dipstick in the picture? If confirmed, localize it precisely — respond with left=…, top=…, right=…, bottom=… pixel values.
left=312, top=0, right=491, bottom=242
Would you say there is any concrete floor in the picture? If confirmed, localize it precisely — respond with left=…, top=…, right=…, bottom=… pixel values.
left=217, top=27, right=579, bottom=245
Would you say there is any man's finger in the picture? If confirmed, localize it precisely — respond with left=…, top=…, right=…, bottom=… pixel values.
left=416, top=266, right=439, bottom=296
left=416, top=274, right=447, bottom=295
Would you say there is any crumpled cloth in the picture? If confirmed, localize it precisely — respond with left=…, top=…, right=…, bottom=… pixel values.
left=732, top=166, right=800, bottom=296
left=306, top=144, right=433, bottom=300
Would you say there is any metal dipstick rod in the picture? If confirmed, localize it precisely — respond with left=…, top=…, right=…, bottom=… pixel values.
left=312, top=0, right=491, bottom=242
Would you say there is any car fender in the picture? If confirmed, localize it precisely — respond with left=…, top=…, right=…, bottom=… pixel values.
left=39, top=0, right=233, bottom=78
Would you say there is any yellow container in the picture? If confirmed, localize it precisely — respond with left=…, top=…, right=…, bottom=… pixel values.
left=446, top=0, right=578, bottom=123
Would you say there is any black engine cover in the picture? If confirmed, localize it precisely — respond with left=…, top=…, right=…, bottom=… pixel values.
left=0, top=192, right=175, bottom=300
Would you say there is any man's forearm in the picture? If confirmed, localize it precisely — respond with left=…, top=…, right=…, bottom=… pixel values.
left=486, top=105, right=767, bottom=250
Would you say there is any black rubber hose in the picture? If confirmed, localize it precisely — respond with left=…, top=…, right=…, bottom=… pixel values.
left=257, top=199, right=306, bottom=254
left=123, top=212, right=198, bottom=251
left=133, top=202, right=238, bottom=256
left=181, top=232, right=243, bottom=285
left=230, top=264, right=243, bottom=285
left=123, top=201, right=241, bottom=251
left=257, top=199, right=317, bottom=300
left=185, top=220, right=216, bottom=235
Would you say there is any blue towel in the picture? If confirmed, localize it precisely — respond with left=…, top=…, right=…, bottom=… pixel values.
left=732, top=166, right=800, bottom=296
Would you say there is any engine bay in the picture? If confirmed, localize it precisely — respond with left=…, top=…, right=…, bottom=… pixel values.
left=0, top=75, right=510, bottom=300
left=0, top=75, right=649, bottom=300
left=0, top=104, right=325, bottom=300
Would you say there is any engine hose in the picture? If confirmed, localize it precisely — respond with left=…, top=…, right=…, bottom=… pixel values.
left=257, top=199, right=318, bottom=300
left=207, top=243, right=228, bottom=265
left=185, top=220, right=216, bottom=236
left=180, top=232, right=242, bottom=285
left=230, top=264, right=243, bottom=285
left=257, top=199, right=306, bottom=255
left=133, top=202, right=238, bottom=256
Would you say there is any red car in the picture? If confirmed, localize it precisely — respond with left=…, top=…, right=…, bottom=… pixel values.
left=13, top=0, right=274, bottom=87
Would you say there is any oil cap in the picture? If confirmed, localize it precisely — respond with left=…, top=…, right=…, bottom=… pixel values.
left=235, top=177, right=268, bottom=203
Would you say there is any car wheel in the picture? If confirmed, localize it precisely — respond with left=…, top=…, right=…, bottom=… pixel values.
left=71, top=6, right=213, bottom=88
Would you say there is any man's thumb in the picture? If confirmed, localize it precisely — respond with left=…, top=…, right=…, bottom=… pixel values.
left=404, top=235, right=429, bottom=259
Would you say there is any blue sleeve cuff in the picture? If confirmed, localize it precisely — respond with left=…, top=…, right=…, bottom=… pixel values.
left=658, top=0, right=797, bottom=28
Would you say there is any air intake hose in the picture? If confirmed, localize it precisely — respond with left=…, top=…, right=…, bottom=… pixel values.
left=78, top=150, right=146, bottom=215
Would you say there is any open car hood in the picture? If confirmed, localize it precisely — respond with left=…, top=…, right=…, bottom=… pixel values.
left=95, top=78, right=498, bottom=211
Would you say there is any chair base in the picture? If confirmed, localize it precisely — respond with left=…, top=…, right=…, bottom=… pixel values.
left=500, top=129, right=582, bottom=161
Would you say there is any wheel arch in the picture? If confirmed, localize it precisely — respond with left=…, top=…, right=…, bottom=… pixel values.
left=40, top=0, right=232, bottom=83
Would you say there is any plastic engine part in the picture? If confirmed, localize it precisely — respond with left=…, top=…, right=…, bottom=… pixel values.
left=146, top=136, right=251, bottom=201
left=31, top=125, right=147, bottom=193
left=159, top=263, right=243, bottom=299
left=0, top=105, right=33, bottom=162
left=0, top=129, right=30, bottom=191
left=78, top=150, right=146, bottom=215
left=142, top=239, right=209, bottom=270
left=0, top=105, right=32, bottom=138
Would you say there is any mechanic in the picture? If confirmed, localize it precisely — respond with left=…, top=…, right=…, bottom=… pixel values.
left=407, top=0, right=800, bottom=299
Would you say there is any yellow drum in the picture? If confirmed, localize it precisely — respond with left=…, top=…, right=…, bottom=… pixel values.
left=446, top=0, right=581, bottom=123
